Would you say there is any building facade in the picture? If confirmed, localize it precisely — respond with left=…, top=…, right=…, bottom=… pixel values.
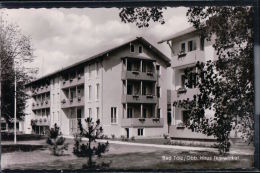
left=23, top=37, right=171, bottom=138
left=159, top=27, right=238, bottom=140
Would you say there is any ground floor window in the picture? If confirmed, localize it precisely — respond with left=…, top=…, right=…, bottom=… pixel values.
left=1, top=123, right=7, bottom=131
left=111, top=107, right=117, bottom=124
left=137, top=128, right=144, bottom=136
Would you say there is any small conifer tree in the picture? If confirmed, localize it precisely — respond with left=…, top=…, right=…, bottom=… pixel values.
left=46, top=123, right=68, bottom=156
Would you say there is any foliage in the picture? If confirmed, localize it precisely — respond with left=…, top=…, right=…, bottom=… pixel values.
left=73, top=118, right=109, bottom=168
left=119, top=7, right=166, bottom=28
left=46, top=123, right=68, bottom=156
left=174, top=7, right=253, bottom=154
left=120, top=135, right=128, bottom=141
left=163, top=134, right=169, bottom=140
left=130, top=136, right=135, bottom=141
left=0, top=14, right=38, bottom=124
left=111, top=134, right=115, bottom=140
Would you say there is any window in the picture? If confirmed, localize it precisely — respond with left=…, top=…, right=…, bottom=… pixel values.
left=181, top=75, right=186, bottom=88
left=96, top=62, right=99, bottom=77
left=182, top=110, right=191, bottom=126
left=157, top=108, right=161, bottom=118
left=156, top=86, right=160, bottom=98
left=156, top=65, right=161, bottom=75
left=130, top=44, right=135, bottom=53
left=200, top=37, right=205, bottom=51
left=88, top=85, right=92, bottom=101
left=188, top=40, right=196, bottom=52
left=88, top=64, right=91, bottom=78
left=96, top=107, right=100, bottom=120
left=127, top=108, right=133, bottom=118
left=77, top=108, right=82, bottom=119
left=127, top=61, right=132, bottom=71
left=142, top=85, right=146, bottom=95
left=88, top=108, right=92, bottom=118
left=181, top=43, right=186, bottom=53
left=111, top=107, right=117, bottom=124
left=127, top=84, right=132, bottom=95
left=137, top=128, right=144, bottom=136
left=96, top=83, right=100, bottom=100
left=143, top=108, right=147, bottom=118
left=138, top=46, right=143, bottom=53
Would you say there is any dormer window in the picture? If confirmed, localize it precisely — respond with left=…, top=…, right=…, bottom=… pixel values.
left=130, top=44, right=135, bottom=53
left=138, top=46, right=143, bottom=53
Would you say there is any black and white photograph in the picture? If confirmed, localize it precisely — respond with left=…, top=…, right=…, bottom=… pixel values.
left=0, top=4, right=256, bottom=170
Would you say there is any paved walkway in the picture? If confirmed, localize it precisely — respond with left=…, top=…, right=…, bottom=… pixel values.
left=63, top=136, right=254, bottom=156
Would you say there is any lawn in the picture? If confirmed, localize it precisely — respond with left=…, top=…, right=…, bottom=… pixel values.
left=1, top=139, right=254, bottom=170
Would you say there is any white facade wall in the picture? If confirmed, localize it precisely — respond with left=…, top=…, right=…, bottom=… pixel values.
left=23, top=39, right=170, bottom=138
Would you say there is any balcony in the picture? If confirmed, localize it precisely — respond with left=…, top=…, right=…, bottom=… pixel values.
left=31, top=116, right=51, bottom=126
left=61, top=76, right=84, bottom=89
left=32, top=85, right=51, bottom=95
left=61, top=97, right=85, bottom=109
left=172, top=50, right=205, bottom=68
left=172, top=88, right=199, bottom=101
left=122, top=94, right=157, bottom=104
left=121, top=70, right=156, bottom=81
left=121, top=118, right=164, bottom=128
left=32, top=100, right=50, bottom=110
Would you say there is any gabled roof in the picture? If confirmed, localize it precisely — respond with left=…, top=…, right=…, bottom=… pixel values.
left=158, top=26, right=197, bottom=44
left=26, top=37, right=170, bottom=86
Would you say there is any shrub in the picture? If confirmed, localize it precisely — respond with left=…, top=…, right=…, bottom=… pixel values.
left=46, top=123, right=68, bottom=156
left=73, top=118, right=109, bottom=168
left=163, top=134, right=169, bottom=139
left=111, top=134, right=115, bottom=140
left=120, top=135, right=128, bottom=141
left=130, top=136, right=135, bottom=141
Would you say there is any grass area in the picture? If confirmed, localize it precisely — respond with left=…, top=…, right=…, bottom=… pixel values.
left=1, top=139, right=254, bottom=170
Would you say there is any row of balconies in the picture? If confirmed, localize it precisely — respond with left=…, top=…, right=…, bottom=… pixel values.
left=32, top=100, right=50, bottom=110
left=121, top=118, right=164, bottom=128
left=61, top=96, right=85, bottom=109
left=122, top=94, right=157, bottom=104
left=31, top=116, right=51, bottom=126
left=32, top=85, right=51, bottom=95
left=62, top=75, right=85, bottom=89
left=121, top=70, right=156, bottom=81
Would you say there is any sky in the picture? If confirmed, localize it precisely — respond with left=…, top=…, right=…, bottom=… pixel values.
left=1, top=7, right=192, bottom=78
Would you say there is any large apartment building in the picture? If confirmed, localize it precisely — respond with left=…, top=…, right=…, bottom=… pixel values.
left=159, top=27, right=238, bottom=140
left=23, top=37, right=171, bottom=138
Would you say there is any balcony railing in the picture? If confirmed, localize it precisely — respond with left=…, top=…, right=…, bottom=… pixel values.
left=121, top=118, right=164, bottom=127
left=61, top=97, right=84, bottom=108
left=31, top=116, right=51, bottom=126
left=32, top=100, right=50, bottom=110
left=172, top=50, right=205, bottom=68
left=32, top=85, right=51, bottom=95
left=121, top=70, right=156, bottom=81
left=61, top=76, right=84, bottom=89
left=172, top=88, right=199, bottom=101
left=122, top=94, right=157, bottom=104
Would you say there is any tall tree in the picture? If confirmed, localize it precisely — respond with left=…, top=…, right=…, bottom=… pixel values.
left=0, top=14, right=38, bottom=125
left=174, top=6, right=254, bottom=153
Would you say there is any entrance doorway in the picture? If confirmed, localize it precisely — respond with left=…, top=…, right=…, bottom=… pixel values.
left=125, top=128, right=129, bottom=138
